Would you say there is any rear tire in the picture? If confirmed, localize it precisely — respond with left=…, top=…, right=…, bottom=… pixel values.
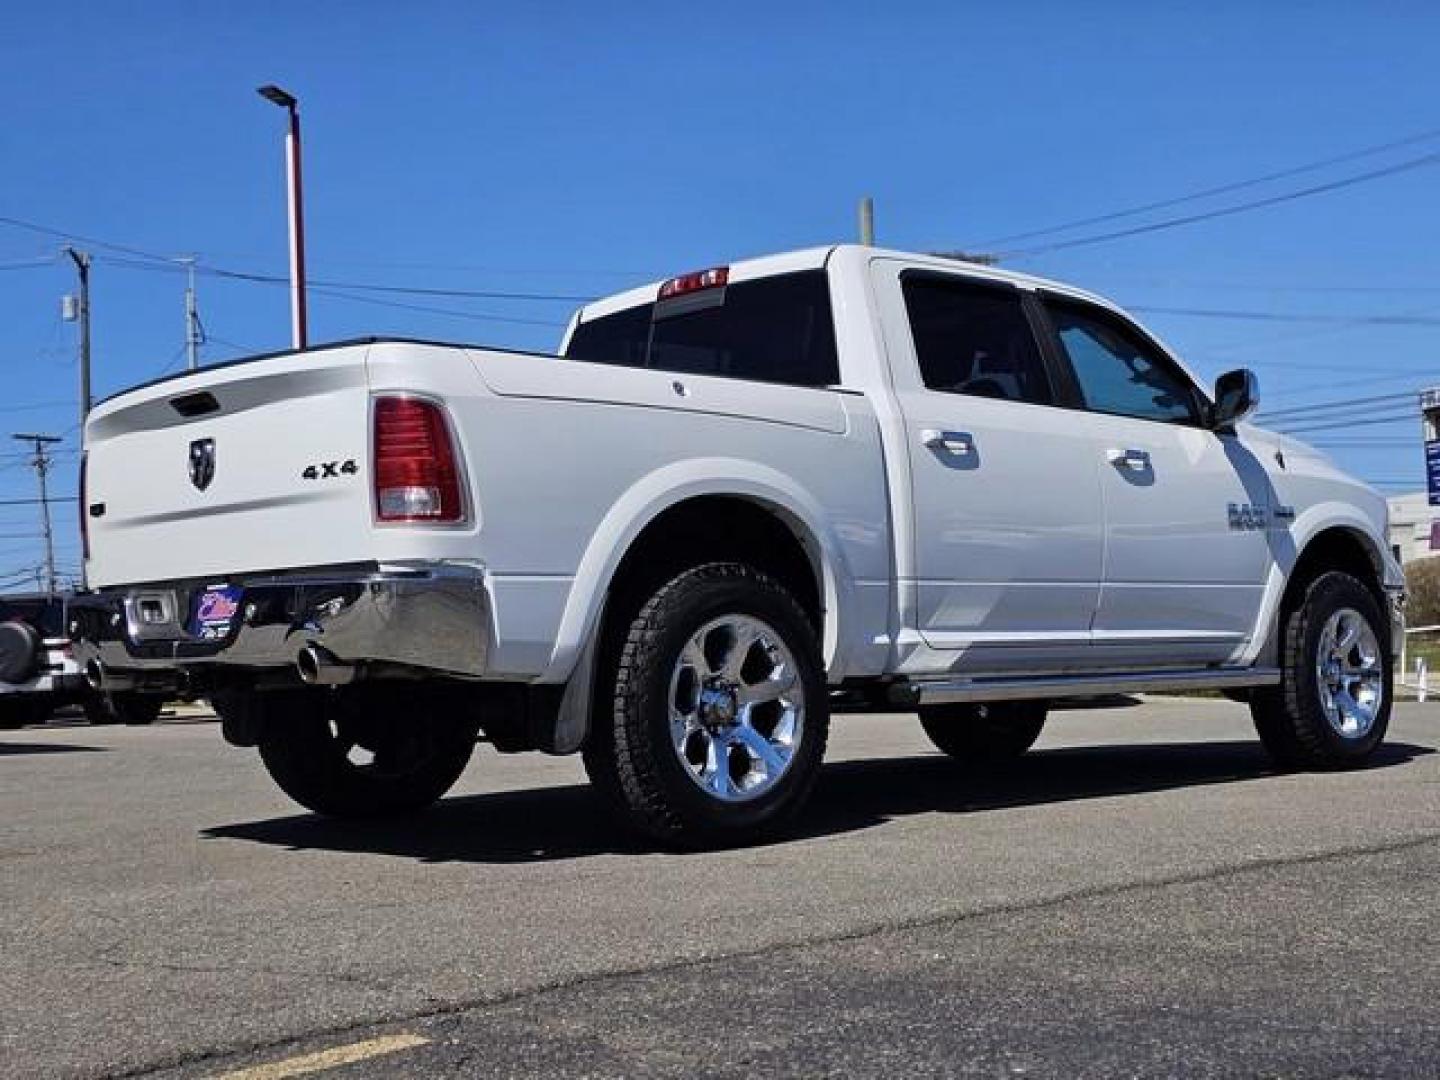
left=87, top=692, right=164, bottom=726
left=1251, top=570, right=1390, bottom=769
left=256, top=689, right=480, bottom=818
left=0, top=697, right=45, bottom=730
left=585, top=562, right=829, bottom=845
left=918, top=701, right=1047, bottom=763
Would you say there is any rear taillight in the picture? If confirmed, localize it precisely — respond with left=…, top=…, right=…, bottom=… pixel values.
left=372, top=396, right=466, bottom=524
left=79, top=451, right=90, bottom=561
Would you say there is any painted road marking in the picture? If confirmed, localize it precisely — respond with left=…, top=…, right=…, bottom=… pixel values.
left=210, top=1033, right=430, bottom=1079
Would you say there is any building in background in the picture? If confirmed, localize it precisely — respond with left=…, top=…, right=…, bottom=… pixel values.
left=1389, top=491, right=1439, bottom=565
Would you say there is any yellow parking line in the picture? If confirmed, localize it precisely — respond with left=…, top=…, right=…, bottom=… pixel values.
left=210, top=1033, right=430, bottom=1079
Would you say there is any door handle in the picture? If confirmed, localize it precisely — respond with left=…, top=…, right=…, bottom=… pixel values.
left=1106, top=447, right=1150, bottom=471
left=922, top=429, right=974, bottom=455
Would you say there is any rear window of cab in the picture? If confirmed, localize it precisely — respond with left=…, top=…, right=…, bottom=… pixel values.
left=564, top=270, right=840, bottom=389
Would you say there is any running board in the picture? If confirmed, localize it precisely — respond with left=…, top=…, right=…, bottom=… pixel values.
left=893, top=667, right=1281, bottom=706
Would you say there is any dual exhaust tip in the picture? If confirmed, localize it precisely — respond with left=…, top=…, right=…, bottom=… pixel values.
left=296, top=645, right=358, bottom=686
left=85, top=646, right=357, bottom=692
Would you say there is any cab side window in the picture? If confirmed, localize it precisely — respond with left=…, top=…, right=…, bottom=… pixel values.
left=1045, top=299, right=1200, bottom=424
left=901, top=275, right=1053, bottom=406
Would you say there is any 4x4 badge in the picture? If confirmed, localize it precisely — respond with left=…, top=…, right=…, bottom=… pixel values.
left=189, top=438, right=216, bottom=492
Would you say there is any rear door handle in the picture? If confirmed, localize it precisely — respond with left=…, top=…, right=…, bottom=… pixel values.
left=922, top=429, right=974, bottom=455
left=1106, top=447, right=1150, bottom=471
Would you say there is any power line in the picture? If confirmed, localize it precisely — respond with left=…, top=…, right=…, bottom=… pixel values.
left=99, top=253, right=596, bottom=304
left=997, top=149, right=1440, bottom=259
left=1304, top=439, right=1419, bottom=448
left=1129, top=304, right=1440, bottom=327
left=0, top=217, right=603, bottom=303
left=1259, top=391, right=1417, bottom=421
left=0, top=400, right=74, bottom=415
left=307, top=284, right=568, bottom=328
left=96, top=254, right=572, bottom=327
left=978, top=125, right=1440, bottom=248
left=1278, top=415, right=1418, bottom=435
left=0, top=214, right=178, bottom=264
left=0, top=257, right=55, bottom=271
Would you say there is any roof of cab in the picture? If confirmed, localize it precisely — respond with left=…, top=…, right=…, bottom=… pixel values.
left=572, top=243, right=1116, bottom=325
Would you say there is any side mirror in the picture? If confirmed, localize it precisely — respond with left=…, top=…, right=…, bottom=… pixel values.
left=1211, top=368, right=1259, bottom=429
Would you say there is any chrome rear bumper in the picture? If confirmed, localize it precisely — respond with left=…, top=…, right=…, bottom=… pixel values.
left=70, top=562, right=490, bottom=686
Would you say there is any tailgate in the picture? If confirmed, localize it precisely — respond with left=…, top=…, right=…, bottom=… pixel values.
left=84, top=345, right=376, bottom=587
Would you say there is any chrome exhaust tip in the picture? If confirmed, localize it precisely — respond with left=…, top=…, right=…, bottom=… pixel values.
left=84, top=659, right=137, bottom=693
left=297, top=645, right=358, bottom=686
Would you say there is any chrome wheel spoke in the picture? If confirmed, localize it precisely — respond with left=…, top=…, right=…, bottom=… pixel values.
left=734, top=722, right=788, bottom=776
left=702, top=734, right=732, bottom=798
left=1333, top=688, right=1373, bottom=734
left=1333, top=616, right=1360, bottom=658
left=738, top=665, right=796, bottom=706
left=1314, top=607, right=1384, bottom=741
left=670, top=708, right=695, bottom=745
left=719, top=625, right=759, bottom=682
left=666, top=613, right=806, bottom=804
left=680, top=639, right=712, bottom=679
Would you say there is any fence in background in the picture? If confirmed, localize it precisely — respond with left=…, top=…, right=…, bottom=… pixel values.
left=1400, top=625, right=1437, bottom=702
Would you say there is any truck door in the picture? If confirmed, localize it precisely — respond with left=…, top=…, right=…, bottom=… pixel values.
left=873, top=265, right=1106, bottom=673
left=1038, top=295, right=1273, bottom=666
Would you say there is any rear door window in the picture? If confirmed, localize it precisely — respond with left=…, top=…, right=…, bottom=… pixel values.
left=564, top=270, right=840, bottom=388
left=900, top=273, right=1053, bottom=405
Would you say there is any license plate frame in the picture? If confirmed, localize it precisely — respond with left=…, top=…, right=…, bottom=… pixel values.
left=189, top=585, right=243, bottom=641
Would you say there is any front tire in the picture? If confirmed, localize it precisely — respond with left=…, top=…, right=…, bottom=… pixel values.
left=256, top=689, right=480, bottom=818
left=918, top=701, right=1047, bottom=763
left=1251, top=570, right=1391, bottom=769
left=584, top=563, right=829, bottom=845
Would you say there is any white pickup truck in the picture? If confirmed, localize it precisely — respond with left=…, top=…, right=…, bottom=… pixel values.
left=72, top=245, right=1405, bottom=843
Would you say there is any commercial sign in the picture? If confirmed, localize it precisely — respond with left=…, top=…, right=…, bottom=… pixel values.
left=1426, top=388, right=1440, bottom=507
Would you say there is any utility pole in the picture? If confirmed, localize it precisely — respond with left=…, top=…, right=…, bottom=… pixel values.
left=858, top=196, right=875, bottom=246
left=182, top=257, right=203, bottom=370
left=11, top=434, right=61, bottom=596
left=63, top=248, right=92, bottom=427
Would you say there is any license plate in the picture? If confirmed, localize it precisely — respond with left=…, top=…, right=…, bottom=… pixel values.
left=190, top=586, right=243, bottom=641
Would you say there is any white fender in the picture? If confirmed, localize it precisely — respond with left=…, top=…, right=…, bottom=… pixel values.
left=536, top=457, right=858, bottom=685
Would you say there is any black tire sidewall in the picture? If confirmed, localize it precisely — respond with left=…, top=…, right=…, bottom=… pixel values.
left=0, top=696, right=44, bottom=729
left=620, top=566, right=829, bottom=838
left=113, top=693, right=163, bottom=726
left=1288, top=571, right=1392, bottom=763
left=0, top=622, right=40, bottom=685
left=918, top=701, right=1047, bottom=761
left=257, top=691, right=479, bottom=818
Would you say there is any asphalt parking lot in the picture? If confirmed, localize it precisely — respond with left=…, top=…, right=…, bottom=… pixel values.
left=2, top=698, right=1437, bottom=1079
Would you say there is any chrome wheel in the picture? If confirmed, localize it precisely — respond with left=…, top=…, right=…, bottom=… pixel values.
left=1314, top=606, right=1383, bottom=740
left=668, top=614, right=805, bottom=803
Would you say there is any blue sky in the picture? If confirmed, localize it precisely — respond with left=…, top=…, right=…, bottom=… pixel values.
left=2, top=1, right=1437, bottom=586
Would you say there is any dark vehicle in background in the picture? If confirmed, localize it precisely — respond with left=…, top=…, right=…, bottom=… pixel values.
left=0, top=593, right=164, bottom=728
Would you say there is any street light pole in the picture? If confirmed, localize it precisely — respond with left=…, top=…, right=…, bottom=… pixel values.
left=257, top=84, right=308, bottom=350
